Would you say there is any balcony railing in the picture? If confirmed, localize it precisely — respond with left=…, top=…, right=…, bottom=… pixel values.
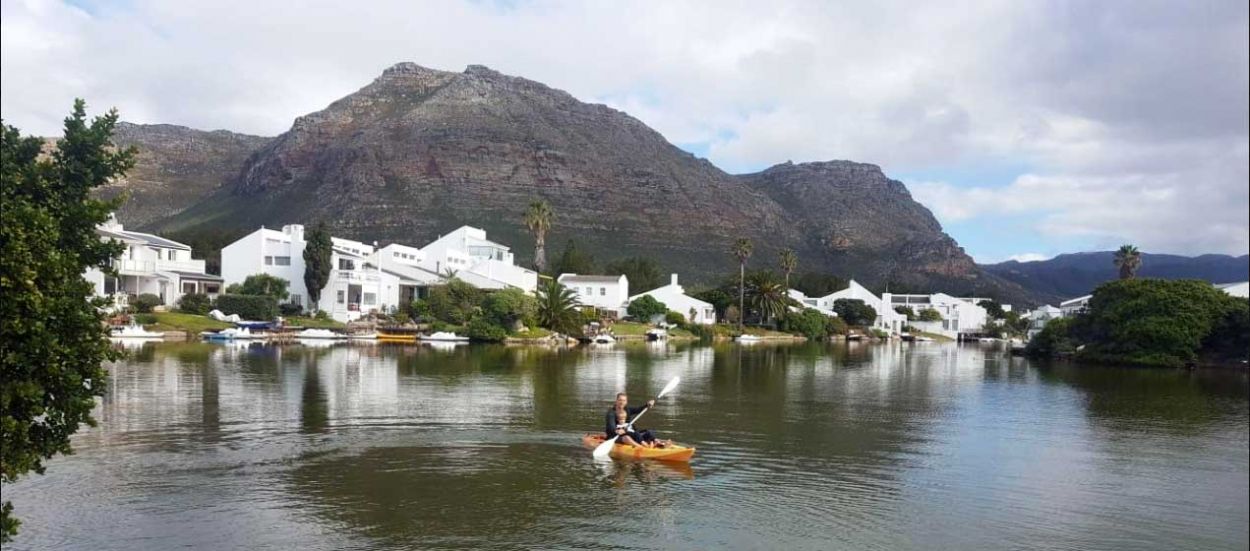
left=114, top=258, right=209, bottom=275
left=336, top=270, right=380, bottom=282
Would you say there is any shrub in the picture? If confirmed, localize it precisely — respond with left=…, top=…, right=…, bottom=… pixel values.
left=894, top=305, right=916, bottom=320
left=314, top=309, right=331, bottom=321
left=224, top=273, right=289, bottom=300
left=1025, top=318, right=1077, bottom=358
left=177, top=293, right=212, bottom=315
left=132, top=313, right=158, bottom=325
left=466, top=318, right=509, bottom=342
left=916, top=308, right=943, bottom=322
left=426, top=279, right=482, bottom=324
left=826, top=316, right=849, bottom=335
left=480, top=288, right=538, bottom=329
left=214, top=293, right=278, bottom=321
left=1075, top=279, right=1237, bottom=367
left=870, top=328, right=889, bottom=339
left=278, top=302, right=303, bottom=316
left=627, top=295, right=668, bottom=321
left=833, top=298, right=876, bottom=326
left=132, top=293, right=162, bottom=313
left=665, top=310, right=687, bottom=327
left=408, top=298, right=432, bottom=321
left=781, top=309, right=833, bottom=340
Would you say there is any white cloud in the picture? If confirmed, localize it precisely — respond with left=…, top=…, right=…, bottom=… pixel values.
left=1, top=0, right=1246, bottom=256
left=1007, top=253, right=1051, bottom=263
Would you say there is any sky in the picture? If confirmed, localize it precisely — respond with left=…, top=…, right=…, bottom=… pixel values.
left=2, top=0, right=1247, bottom=263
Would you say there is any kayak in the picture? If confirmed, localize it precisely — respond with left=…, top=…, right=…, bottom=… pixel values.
left=582, top=434, right=696, bottom=462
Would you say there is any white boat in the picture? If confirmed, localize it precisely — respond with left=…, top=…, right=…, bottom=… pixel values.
left=593, top=334, right=616, bottom=344
left=110, top=324, right=164, bottom=339
left=645, top=328, right=668, bottom=341
left=422, top=331, right=470, bottom=342
left=914, top=336, right=934, bottom=342
left=349, top=332, right=378, bottom=341
left=295, top=328, right=345, bottom=340
left=204, top=327, right=265, bottom=341
left=737, top=334, right=763, bottom=343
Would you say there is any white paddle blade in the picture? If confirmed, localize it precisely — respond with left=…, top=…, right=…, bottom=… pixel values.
left=657, top=376, right=681, bottom=399
left=592, top=435, right=618, bottom=459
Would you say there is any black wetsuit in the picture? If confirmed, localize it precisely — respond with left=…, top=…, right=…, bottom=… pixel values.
left=604, top=405, right=655, bottom=443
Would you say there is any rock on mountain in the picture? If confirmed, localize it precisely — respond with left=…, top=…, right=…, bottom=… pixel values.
left=132, top=62, right=1027, bottom=300
left=97, top=122, right=271, bottom=227
left=983, top=252, right=1250, bottom=303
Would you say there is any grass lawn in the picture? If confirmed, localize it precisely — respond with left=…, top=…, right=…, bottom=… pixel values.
left=912, top=330, right=955, bottom=342
left=146, top=312, right=231, bottom=333
left=607, top=321, right=650, bottom=336
left=741, top=326, right=794, bottom=337
left=284, top=316, right=347, bottom=329
left=510, top=327, right=553, bottom=339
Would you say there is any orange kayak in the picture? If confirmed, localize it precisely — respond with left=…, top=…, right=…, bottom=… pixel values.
left=582, top=434, right=696, bottom=462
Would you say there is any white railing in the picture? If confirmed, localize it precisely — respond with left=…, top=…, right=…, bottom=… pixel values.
left=156, top=259, right=208, bottom=273
left=336, top=270, right=380, bottom=282
left=116, top=259, right=157, bottom=273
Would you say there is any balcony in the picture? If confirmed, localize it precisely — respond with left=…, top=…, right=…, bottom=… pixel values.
left=336, top=270, right=380, bottom=282
left=115, top=259, right=157, bottom=274
left=114, top=258, right=209, bottom=275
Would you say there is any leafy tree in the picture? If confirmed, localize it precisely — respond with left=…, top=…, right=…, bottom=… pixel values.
left=692, top=287, right=734, bottom=318
left=551, top=239, right=596, bottom=276
left=302, top=223, right=332, bottom=309
left=1025, top=318, right=1077, bottom=358
left=724, top=305, right=741, bottom=326
left=894, top=305, right=916, bottom=320
left=731, top=238, right=753, bottom=331
left=781, top=309, right=835, bottom=340
left=916, top=308, right=943, bottom=322
left=604, top=256, right=663, bottom=293
left=225, top=273, right=289, bottom=301
left=665, top=311, right=687, bottom=326
left=833, top=298, right=877, bottom=327
left=792, top=272, right=847, bottom=297
left=177, top=293, right=213, bottom=315
left=977, top=299, right=1006, bottom=319
left=627, top=294, right=668, bottom=321
left=466, top=317, right=509, bottom=342
left=524, top=200, right=554, bottom=273
left=535, top=279, right=581, bottom=334
left=426, top=279, right=483, bottom=325
left=745, top=271, right=789, bottom=326
left=479, top=288, right=538, bottom=330
left=778, top=248, right=798, bottom=290
left=1113, top=244, right=1141, bottom=280
left=1, top=101, right=135, bottom=541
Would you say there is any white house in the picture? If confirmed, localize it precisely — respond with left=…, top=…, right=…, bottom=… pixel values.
left=1060, top=295, right=1092, bottom=317
left=221, top=225, right=408, bottom=322
left=417, top=226, right=538, bottom=293
left=628, top=274, right=716, bottom=324
left=371, top=243, right=447, bottom=308
left=884, top=292, right=992, bottom=338
left=804, top=280, right=906, bottom=334
left=85, top=214, right=221, bottom=309
left=558, top=274, right=629, bottom=317
left=787, top=289, right=838, bottom=317
left=1026, top=305, right=1064, bottom=340
left=1214, top=281, right=1249, bottom=298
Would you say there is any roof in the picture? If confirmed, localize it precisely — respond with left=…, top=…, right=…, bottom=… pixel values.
left=333, top=246, right=365, bottom=258
left=1214, top=281, right=1248, bottom=289
left=99, top=227, right=191, bottom=250
left=558, top=274, right=623, bottom=283
left=1060, top=294, right=1092, bottom=306
left=168, top=271, right=223, bottom=281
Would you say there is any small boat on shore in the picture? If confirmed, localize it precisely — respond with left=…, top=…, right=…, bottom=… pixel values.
left=592, top=334, right=617, bottom=344
left=736, top=334, right=763, bottom=343
left=203, top=327, right=265, bottom=341
left=294, top=328, right=345, bottom=340
left=846, top=333, right=864, bottom=341
left=349, top=332, right=378, bottom=341
left=377, top=327, right=419, bottom=343
left=914, top=336, right=934, bottom=342
left=421, top=331, right=470, bottom=342
left=645, top=328, right=668, bottom=341
left=110, top=324, right=164, bottom=339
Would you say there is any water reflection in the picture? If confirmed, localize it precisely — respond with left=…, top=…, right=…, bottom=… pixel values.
left=3, top=341, right=1246, bottom=551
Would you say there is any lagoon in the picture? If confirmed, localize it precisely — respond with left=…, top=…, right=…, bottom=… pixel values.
left=5, top=341, right=1248, bottom=550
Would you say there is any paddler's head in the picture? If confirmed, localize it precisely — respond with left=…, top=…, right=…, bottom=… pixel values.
left=614, top=392, right=628, bottom=409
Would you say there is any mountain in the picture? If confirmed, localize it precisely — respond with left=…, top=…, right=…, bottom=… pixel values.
left=982, top=252, right=1250, bottom=303
left=97, top=122, right=272, bottom=227
left=115, top=62, right=1029, bottom=301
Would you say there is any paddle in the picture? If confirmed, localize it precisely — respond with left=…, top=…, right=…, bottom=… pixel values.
left=593, top=376, right=681, bottom=459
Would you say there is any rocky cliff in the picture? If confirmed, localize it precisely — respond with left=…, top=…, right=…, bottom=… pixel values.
left=127, top=62, right=1028, bottom=300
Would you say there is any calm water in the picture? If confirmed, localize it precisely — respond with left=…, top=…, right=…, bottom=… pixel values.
left=5, top=341, right=1248, bottom=550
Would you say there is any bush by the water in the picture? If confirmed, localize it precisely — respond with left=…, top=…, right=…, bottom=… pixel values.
left=1029, top=279, right=1249, bottom=367
left=833, top=298, right=876, bottom=327
left=627, top=295, right=668, bottom=321
left=1025, top=318, right=1078, bottom=358
left=780, top=309, right=837, bottom=340
left=426, top=279, right=483, bottom=325
left=278, top=302, right=303, bottom=316
left=177, top=293, right=212, bottom=315
left=466, top=317, right=509, bottom=342
left=131, top=293, right=162, bottom=313
left=665, top=310, right=687, bottom=327
left=214, top=293, right=278, bottom=320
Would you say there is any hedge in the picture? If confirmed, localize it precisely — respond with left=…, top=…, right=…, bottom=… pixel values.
left=214, top=293, right=278, bottom=321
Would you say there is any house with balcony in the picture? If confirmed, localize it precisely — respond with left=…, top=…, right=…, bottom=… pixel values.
left=884, top=292, right=991, bottom=338
left=803, top=280, right=906, bottom=334
left=417, top=226, right=538, bottom=293
left=84, top=214, right=221, bottom=309
left=221, top=224, right=407, bottom=322
left=558, top=273, right=629, bottom=317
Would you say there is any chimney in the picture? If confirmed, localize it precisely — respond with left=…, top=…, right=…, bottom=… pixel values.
left=283, top=224, right=305, bottom=241
left=670, top=273, right=679, bottom=286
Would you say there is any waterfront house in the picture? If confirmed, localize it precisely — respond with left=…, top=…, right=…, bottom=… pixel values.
left=787, top=289, right=839, bottom=317
left=1026, top=305, right=1064, bottom=340
left=558, top=274, right=629, bottom=317
left=1214, top=281, right=1249, bottom=298
left=628, top=274, right=716, bottom=324
left=416, top=226, right=538, bottom=293
left=804, top=280, right=906, bottom=334
left=884, top=292, right=992, bottom=338
left=85, top=214, right=221, bottom=310
left=1059, top=295, right=1092, bottom=317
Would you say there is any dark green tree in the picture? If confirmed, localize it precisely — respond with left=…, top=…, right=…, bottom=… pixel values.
left=535, top=279, right=581, bottom=334
left=792, top=272, right=847, bottom=297
left=833, top=298, right=877, bottom=327
left=302, top=223, right=332, bottom=310
left=916, top=308, right=943, bottom=322
left=479, top=287, right=538, bottom=330
left=977, top=299, right=1006, bottom=319
left=627, top=294, right=668, bottom=320
left=225, top=273, right=289, bottom=300
left=1, top=101, right=135, bottom=541
left=551, top=239, right=596, bottom=276
left=604, top=256, right=663, bottom=293
left=426, top=279, right=483, bottom=325
left=744, top=271, right=789, bottom=326
left=894, top=305, right=916, bottom=320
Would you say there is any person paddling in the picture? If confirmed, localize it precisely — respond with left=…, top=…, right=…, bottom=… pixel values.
left=605, top=392, right=667, bottom=448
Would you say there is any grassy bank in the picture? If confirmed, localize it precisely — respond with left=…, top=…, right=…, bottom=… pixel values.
left=143, top=312, right=231, bottom=333
left=284, top=316, right=347, bottom=329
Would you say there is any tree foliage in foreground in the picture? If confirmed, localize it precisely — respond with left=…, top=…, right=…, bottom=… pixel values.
left=0, top=101, right=135, bottom=541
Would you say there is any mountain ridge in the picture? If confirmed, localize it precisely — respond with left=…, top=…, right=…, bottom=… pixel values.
left=981, top=251, right=1250, bottom=303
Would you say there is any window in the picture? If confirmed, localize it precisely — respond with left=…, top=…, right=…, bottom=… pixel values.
left=155, top=249, right=163, bottom=260
left=290, top=294, right=302, bottom=306
left=274, top=256, right=291, bottom=266
left=168, top=250, right=177, bottom=261
left=363, top=293, right=377, bottom=305
left=264, top=256, right=274, bottom=266
left=338, top=258, right=354, bottom=270
left=182, top=282, right=197, bottom=294
left=585, top=287, right=592, bottom=296
left=204, top=284, right=220, bottom=294
left=336, top=290, right=346, bottom=304
left=600, top=287, right=606, bottom=296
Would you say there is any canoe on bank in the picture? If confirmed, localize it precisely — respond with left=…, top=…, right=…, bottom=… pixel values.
left=582, top=434, right=696, bottom=462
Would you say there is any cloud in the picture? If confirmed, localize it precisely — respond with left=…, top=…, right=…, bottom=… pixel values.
left=2, top=0, right=1246, bottom=257
left=1007, top=253, right=1051, bottom=263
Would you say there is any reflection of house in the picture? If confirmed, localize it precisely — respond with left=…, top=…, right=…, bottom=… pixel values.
left=628, top=274, right=716, bottom=324
left=1059, top=295, right=1092, bottom=317
left=416, top=226, right=538, bottom=293
left=558, top=274, right=629, bottom=317
left=1025, top=305, right=1063, bottom=340
left=85, top=214, right=221, bottom=309
left=798, top=280, right=905, bottom=334
left=1214, top=281, right=1249, bottom=298
left=884, top=292, right=991, bottom=338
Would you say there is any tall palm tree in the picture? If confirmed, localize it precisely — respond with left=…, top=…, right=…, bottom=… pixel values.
left=731, top=238, right=753, bottom=331
left=778, top=248, right=798, bottom=290
left=524, top=200, right=554, bottom=273
left=1113, top=244, right=1142, bottom=280
left=536, top=279, right=581, bottom=335
left=745, top=271, right=788, bottom=326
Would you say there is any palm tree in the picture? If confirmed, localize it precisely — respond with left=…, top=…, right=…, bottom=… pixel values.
left=731, top=238, right=754, bottom=331
left=536, top=279, right=581, bottom=335
left=745, top=271, right=788, bottom=326
left=778, top=248, right=798, bottom=290
left=1113, top=244, right=1142, bottom=280
left=524, top=200, right=554, bottom=273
